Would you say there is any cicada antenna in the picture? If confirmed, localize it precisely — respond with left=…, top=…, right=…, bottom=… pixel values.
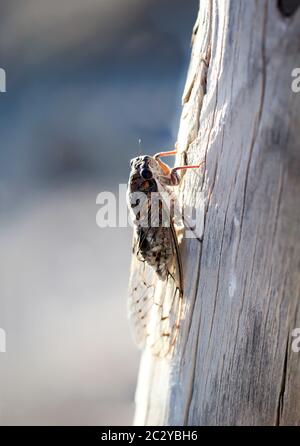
left=138, top=138, right=142, bottom=156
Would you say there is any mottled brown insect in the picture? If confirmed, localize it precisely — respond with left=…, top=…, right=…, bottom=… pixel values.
left=127, top=148, right=202, bottom=357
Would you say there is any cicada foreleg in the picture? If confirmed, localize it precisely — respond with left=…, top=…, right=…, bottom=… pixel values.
left=154, top=145, right=205, bottom=186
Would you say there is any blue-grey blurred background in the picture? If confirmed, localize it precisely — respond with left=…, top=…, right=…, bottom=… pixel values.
left=0, top=0, right=198, bottom=425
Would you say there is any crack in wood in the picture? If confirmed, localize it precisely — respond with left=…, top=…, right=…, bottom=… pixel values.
left=237, top=0, right=268, bottom=257
left=276, top=337, right=289, bottom=425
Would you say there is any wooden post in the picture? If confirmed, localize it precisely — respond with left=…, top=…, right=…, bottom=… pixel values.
left=133, top=0, right=300, bottom=425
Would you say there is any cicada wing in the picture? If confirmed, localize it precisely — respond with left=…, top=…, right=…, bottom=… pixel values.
left=146, top=220, right=183, bottom=357
left=127, top=234, right=157, bottom=349
left=128, top=221, right=183, bottom=358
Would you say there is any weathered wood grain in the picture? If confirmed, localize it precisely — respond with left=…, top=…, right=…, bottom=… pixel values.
left=133, top=0, right=300, bottom=425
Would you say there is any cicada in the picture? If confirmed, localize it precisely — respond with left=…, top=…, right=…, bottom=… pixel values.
left=127, top=148, right=202, bottom=357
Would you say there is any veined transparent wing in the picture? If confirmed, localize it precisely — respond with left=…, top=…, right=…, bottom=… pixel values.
left=128, top=220, right=183, bottom=357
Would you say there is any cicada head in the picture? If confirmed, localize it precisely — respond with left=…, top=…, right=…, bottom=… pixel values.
left=128, top=155, right=159, bottom=195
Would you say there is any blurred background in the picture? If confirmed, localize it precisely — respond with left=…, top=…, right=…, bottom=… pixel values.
left=0, top=0, right=198, bottom=425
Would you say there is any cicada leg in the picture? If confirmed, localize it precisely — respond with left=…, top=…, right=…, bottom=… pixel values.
left=154, top=148, right=177, bottom=176
left=169, top=161, right=205, bottom=185
left=154, top=146, right=205, bottom=240
left=154, top=144, right=205, bottom=185
left=154, top=140, right=178, bottom=159
left=154, top=149, right=177, bottom=159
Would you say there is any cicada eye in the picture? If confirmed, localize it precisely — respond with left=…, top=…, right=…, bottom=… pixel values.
left=141, top=168, right=153, bottom=180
